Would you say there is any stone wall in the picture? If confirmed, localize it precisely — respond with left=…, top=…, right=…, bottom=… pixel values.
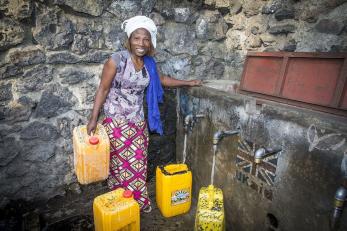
left=1, top=0, right=346, bottom=204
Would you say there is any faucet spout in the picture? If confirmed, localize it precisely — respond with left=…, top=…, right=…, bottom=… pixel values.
left=184, top=114, right=194, bottom=132
left=212, top=129, right=240, bottom=149
left=254, top=147, right=282, bottom=164
left=330, top=185, right=347, bottom=231
left=184, top=114, right=205, bottom=133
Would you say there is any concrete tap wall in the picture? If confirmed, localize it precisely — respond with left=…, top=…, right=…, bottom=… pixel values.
left=176, top=81, right=347, bottom=231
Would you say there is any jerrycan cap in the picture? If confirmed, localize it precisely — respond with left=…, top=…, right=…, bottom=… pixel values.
left=123, top=190, right=133, bottom=198
left=89, top=136, right=99, bottom=145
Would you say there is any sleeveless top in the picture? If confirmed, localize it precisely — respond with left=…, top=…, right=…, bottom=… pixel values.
left=103, top=50, right=150, bottom=123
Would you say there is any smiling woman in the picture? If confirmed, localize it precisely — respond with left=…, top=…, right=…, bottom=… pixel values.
left=86, top=15, right=202, bottom=213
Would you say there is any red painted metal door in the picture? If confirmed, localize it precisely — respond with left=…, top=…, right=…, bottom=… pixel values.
left=239, top=52, right=347, bottom=116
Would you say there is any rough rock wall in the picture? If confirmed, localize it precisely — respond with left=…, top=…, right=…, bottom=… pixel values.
left=0, top=0, right=346, bottom=204
left=207, top=0, right=347, bottom=79
left=0, top=0, right=179, bottom=204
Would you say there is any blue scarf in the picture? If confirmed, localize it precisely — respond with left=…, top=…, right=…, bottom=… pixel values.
left=144, top=55, right=164, bottom=135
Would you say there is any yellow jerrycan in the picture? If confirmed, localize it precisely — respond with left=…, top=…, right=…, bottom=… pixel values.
left=73, top=124, right=110, bottom=184
left=194, top=185, right=225, bottom=231
left=93, top=188, right=140, bottom=231
left=156, top=164, right=192, bottom=217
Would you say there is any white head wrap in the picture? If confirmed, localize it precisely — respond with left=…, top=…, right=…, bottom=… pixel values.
left=121, top=16, right=158, bottom=48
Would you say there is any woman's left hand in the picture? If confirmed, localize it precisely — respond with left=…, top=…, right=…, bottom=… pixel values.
left=188, top=79, right=203, bottom=87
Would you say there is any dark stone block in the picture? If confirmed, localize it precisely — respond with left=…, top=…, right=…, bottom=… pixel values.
left=32, top=13, right=74, bottom=50
left=24, top=65, right=53, bottom=80
left=0, top=65, right=24, bottom=79
left=213, top=61, right=225, bottom=77
left=20, top=121, right=59, bottom=141
left=18, top=65, right=53, bottom=93
left=47, top=52, right=80, bottom=64
left=18, top=96, right=35, bottom=106
left=268, top=24, right=296, bottom=35
left=82, top=50, right=112, bottom=63
left=0, top=97, right=34, bottom=123
left=275, top=8, right=294, bottom=21
left=60, top=70, right=92, bottom=85
left=283, top=44, right=296, bottom=52
left=283, top=40, right=297, bottom=52
left=7, top=47, right=46, bottom=67
left=141, top=0, right=156, bottom=14
left=0, top=124, right=22, bottom=138
left=0, top=137, right=20, bottom=166
left=315, top=19, right=344, bottom=35
left=5, top=160, right=32, bottom=177
left=0, top=83, right=12, bottom=101
left=35, top=91, right=72, bottom=118
left=22, top=141, right=56, bottom=162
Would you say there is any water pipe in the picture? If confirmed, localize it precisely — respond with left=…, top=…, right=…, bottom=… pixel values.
left=254, top=147, right=282, bottom=164
left=330, top=184, right=347, bottom=230
left=184, top=113, right=205, bottom=133
left=212, top=128, right=240, bottom=151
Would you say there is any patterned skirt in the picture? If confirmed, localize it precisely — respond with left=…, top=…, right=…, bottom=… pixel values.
left=102, top=117, right=150, bottom=210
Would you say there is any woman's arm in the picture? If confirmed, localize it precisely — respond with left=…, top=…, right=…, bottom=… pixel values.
left=160, top=74, right=202, bottom=87
left=87, top=58, right=117, bottom=135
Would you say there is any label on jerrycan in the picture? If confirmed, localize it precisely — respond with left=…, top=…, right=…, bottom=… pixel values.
left=171, top=188, right=190, bottom=205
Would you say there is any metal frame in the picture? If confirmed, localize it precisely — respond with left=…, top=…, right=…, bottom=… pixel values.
left=238, top=52, right=347, bottom=117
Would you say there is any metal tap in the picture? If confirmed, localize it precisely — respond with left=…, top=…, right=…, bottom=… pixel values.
left=212, top=129, right=240, bottom=150
left=184, top=113, right=205, bottom=133
left=254, top=147, right=282, bottom=164
left=330, top=154, right=347, bottom=230
left=330, top=185, right=347, bottom=230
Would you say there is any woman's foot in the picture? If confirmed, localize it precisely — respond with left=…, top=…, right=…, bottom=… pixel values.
left=142, top=205, right=152, bottom=213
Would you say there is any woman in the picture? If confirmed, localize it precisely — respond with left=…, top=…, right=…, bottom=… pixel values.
left=87, top=15, right=201, bottom=213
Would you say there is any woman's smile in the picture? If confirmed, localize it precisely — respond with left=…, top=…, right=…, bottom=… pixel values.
left=135, top=47, right=146, bottom=55
left=130, top=28, right=151, bottom=56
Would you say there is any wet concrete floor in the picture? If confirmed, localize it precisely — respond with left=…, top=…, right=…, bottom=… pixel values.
left=1, top=177, right=196, bottom=231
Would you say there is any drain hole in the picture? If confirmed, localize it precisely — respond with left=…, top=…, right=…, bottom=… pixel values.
left=266, top=213, right=279, bottom=228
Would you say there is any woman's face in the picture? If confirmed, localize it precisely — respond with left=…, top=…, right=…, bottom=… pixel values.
left=129, top=28, right=152, bottom=57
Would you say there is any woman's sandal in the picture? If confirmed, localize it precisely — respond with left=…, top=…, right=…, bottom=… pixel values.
left=142, top=205, right=152, bottom=213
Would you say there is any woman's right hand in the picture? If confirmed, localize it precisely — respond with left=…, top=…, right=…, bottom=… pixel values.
left=87, top=119, right=97, bottom=136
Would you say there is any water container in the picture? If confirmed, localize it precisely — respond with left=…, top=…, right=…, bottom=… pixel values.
left=156, top=164, right=192, bottom=217
left=93, top=188, right=140, bottom=231
left=73, top=124, right=110, bottom=185
left=194, top=185, right=225, bottom=231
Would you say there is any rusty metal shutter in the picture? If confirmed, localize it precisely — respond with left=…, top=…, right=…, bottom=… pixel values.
left=238, top=52, right=347, bottom=117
